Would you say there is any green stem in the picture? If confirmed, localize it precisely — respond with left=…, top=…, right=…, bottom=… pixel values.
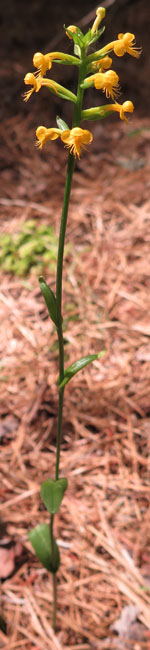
left=50, top=153, right=74, bottom=631
left=50, top=514, right=57, bottom=630
left=55, top=53, right=87, bottom=477
left=52, top=574, right=57, bottom=631
left=51, top=46, right=87, bottom=630
left=55, top=152, right=74, bottom=480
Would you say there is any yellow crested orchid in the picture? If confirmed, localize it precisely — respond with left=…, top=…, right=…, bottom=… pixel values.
left=86, top=70, right=120, bottom=100
left=101, top=32, right=141, bottom=58
left=66, top=25, right=78, bottom=39
left=23, top=7, right=140, bottom=632
left=33, top=52, right=53, bottom=77
left=23, top=73, right=41, bottom=101
left=60, top=127, right=93, bottom=158
left=24, top=73, right=77, bottom=104
left=105, top=100, right=134, bottom=121
left=92, top=55, right=112, bottom=71
left=33, top=51, right=78, bottom=78
left=35, top=126, right=93, bottom=158
left=91, top=7, right=106, bottom=35
left=36, top=126, right=61, bottom=148
left=24, top=72, right=58, bottom=101
left=114, top=32, right=142, bottom=57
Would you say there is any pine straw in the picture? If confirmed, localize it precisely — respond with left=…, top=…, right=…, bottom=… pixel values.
left=0, top=114, right=150, bottom=649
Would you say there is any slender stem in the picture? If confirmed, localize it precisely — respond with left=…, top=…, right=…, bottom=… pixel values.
left=55, top=388, right=64, bottom=481
left=50, top=514, right=55, bottom=563
left=50, top=46, right=87, bottom=630
left=56, top=153, right=75, bottom=354
left=52, top=574, right=57, bottom=630
left=50, top=514, right=57, bottom=630
left=55, top=152, right=74, bottom=480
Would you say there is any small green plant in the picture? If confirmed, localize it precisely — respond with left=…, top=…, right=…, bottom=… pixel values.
left=0, top=221, right=59, bottom=275
left=24, top=6, right=141, bottom=630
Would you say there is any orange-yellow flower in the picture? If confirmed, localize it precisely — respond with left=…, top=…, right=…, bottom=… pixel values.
left=95, top=70, right=119, bottom=98
left=114, top=33, right=141, bottom=58
left=105, top=100, right=134, bottom=121
left=93, top=55, right=112, bottom=71
left=86, top=70, right=119, bottom=99
left=23, top=73, right=41, bottom=101
left=101, top=32, right=141, bottom=58
left=24, top=72, right=57, bottom=101
left=33, top=51, right=71, bottom=77
left=33, top=52, right=53, bottom=77
left=61, top=127, right=93, bottom=158
left=36, top=126, right=61, bottom=148
left=66, top=25, right=78, bottom=39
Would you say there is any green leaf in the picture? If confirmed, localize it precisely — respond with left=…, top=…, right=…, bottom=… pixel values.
left=39, top=276, right=57, bottom=326
left=28, top=523, right=60, bottom=573
left=87, top=26, right=105, bottom=46
left=58, top=352, right=105, bottom=388
left=83, top=26, right=105, bottom=47
left=56, top=116, right=69, bottom=131
left=41, top=478, right=68, bottom=514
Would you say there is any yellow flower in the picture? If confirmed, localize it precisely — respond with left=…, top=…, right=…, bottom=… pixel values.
left=66, top=25, right=78, bottom=39
left=101, top=32, right=141, bottom=58
left=33, top=51, right=71, bottom=77
left=114, top=33, right=141, bottom=57
left=33, top=52, right=52, bottom=77
left=91, top=7, right=106, bottom=35
left=60, top=127, right=93, bottom=158
left=94, top=55, right=112, bottom=71
left=35, top=126, right=93, bottom=157
left=23, top=73, right=41, bottom=101
left=23, top=72, right=58, bottom=101
left=36, top=126, right=61, bottom=148
left=105, top=100, right=134, bottom=121
left=86, top=70, right=120, bottom=99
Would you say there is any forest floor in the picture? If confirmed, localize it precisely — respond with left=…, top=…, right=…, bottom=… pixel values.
left=0, top=92, right=150, bottom=649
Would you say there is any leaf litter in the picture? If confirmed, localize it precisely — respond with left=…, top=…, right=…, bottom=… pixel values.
left=0, top=103, right=150, bottom=648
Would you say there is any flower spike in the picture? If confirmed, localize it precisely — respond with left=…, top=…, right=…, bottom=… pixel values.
left=61, top=127, right=93, bottom=158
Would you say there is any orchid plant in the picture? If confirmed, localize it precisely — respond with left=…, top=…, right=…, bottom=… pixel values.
left=24, top=7, right=141, bottom=630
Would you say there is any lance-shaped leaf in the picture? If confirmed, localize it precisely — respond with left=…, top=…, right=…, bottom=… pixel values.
left=39, top=276, right=57, bottom=326
left=28, top=523, right=60, bottom=573
left=58, top=351, right=105, bottom=388
left=41, top=478, right=68, bottom=514
left=56, top=116, right=69, bottom=131
left=83, top=26, right=105, bottom=47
